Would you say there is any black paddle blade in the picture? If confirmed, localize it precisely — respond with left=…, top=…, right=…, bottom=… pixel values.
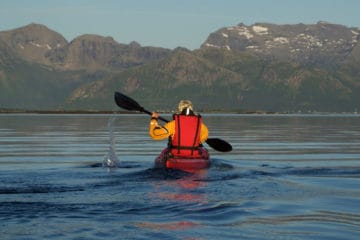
left=114, top=92, right=143, bottom=111
left=205, top=138, right=232, bottom=152
left=114, top=91, right=167, bottom=121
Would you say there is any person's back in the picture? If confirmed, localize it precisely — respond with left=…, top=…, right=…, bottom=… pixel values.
left=149, top=100, right=208, bottom=157
left=170, top=108, right=202, bottom=156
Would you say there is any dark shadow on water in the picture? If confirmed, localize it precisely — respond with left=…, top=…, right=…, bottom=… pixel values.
left=254, top=164, right=360, bottom=178
left=0, top=186, right=84, bottom=195
left=86, top=162, right=140, bottom=169
left=210, top=158, right=235, bottom=171
left=42, top=158, right=360, bottom=195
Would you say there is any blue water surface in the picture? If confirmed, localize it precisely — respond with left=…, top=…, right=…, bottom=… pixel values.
left=0, top=114, right=359, bottom=239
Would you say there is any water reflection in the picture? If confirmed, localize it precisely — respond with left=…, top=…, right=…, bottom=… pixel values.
left=152, top=169, right=208, bottom=203
left=136, top=170, right=208, bottom=236
left=135, top=221, right=201, bottom=233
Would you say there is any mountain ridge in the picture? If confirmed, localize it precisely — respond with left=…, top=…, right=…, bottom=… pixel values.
left=202, top=21, right=360, bottom=68
left=0, top=22, right=359, bottom=112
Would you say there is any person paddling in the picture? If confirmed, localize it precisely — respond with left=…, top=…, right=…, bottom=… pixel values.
left=149, top=100, right=209, bottom=160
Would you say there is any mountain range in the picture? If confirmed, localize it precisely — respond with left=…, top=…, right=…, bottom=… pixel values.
left=0, top=22, right=359, bottom=112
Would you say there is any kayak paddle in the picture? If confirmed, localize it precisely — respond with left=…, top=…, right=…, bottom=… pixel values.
left=114, top=91, right=232, bottom=152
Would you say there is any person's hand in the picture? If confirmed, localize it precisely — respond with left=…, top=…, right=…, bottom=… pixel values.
left=152, top=112, right=159, bottom=119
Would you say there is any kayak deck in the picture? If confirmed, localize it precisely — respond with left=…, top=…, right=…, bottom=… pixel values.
left=154, top=148, right=210, bottom=172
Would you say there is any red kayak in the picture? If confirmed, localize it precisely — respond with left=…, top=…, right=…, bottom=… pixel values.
left=154, top=148, right=210, bottom=172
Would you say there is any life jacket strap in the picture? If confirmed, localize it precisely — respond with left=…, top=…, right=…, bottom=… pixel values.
left=169, top=145, right=200, bottom=150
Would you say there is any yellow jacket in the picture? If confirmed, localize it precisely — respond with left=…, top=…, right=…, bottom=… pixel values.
left=149, top=117, right=208, bottom=143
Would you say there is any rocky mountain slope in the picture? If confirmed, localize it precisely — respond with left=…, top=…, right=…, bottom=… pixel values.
left=202, top=21, right=360, bottom=68
left=0, top=22, right=359, bottom=112
left=0, top=23, right=171, bottom=71
left=0, top=23, right=68, bottom=65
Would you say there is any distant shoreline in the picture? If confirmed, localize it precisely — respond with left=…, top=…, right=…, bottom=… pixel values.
left=0, top=109, right=358, bottom=115
left=0, top=108, right=272, bottom=114
left=0, top=109, right=125, bottom=114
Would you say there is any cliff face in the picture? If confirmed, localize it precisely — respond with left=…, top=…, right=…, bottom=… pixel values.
left=46, top=35, right=171, bottom=70
left=0, top=23, right=171, bottom=70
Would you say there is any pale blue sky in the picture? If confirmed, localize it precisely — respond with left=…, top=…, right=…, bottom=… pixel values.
left=1, top=0, right=359, bottom=49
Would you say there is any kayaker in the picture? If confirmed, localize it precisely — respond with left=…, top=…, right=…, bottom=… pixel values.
left=149, top=100, right=209, bottom=158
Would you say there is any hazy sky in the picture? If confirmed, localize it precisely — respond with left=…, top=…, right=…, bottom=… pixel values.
left=1, top=0, right=359, bottom=49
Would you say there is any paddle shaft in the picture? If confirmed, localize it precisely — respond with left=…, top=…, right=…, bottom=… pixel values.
left=140, top=108, right=170, bottom=123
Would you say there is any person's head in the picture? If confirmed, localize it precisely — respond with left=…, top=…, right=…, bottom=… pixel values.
left=178, top=100, right=193, bottom=115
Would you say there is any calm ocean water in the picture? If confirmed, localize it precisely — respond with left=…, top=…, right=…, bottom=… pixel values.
left=0, top=114, right=359, bottom=240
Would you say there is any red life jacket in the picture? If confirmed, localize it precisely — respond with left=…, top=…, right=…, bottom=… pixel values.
left=170, top=114, right=202, bottom=157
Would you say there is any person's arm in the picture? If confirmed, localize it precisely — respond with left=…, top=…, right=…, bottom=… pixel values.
left=149, top=112, right=174, bottom=140
left=200, top=123, right=209, bottom=143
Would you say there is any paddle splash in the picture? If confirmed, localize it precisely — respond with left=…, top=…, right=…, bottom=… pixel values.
left=102, top=116, right=120, bottom=168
